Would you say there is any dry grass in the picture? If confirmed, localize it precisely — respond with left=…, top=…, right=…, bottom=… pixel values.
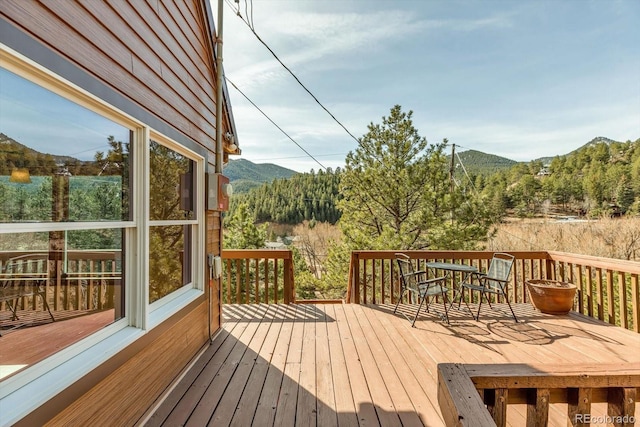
left=486, top=217, right=640, bottom=261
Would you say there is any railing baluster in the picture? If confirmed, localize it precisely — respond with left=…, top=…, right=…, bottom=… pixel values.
left=526, top=388, right=549, bottom=427
left=486, top=388, right=508, bottom=427
left=235, top=260, right=241, bottom=304
left=607, top=387, right=636, bottom=427
left=596, top=268, right=604, bottom=320
left=586, top=265, right=593, bottom=318
left=568, top=387, right=591, bottom=427
left=577, top=265, right=584, bottom=314
left=264, top=258, right=269, bottom=304
left=606, top=269, right=615, bottom=325
left=618, top=271, right=628, bottom=329
left=274, top=258, right=278, bottom=303
left=632, top=274, right=639, bottom=333
left=371, top=259, right=376, bottom=305
left=380, top=260, right=387, bottom=304
left=253, top=259, right=260, bottom=304
left=363, top=259, right=367, bottom=304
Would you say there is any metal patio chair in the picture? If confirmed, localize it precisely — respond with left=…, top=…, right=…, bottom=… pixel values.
left=459, top=252, right=518, bottom=322
left=1, top=254, right=55, bottom=334
left=393, top=253, right=449, bottom=326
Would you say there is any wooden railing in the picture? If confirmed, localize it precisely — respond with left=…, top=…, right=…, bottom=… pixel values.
left=221, top=249, right=295, bottom=304
left=438, top=362, right=640, bottom=427
left=346, top=250, right=640, bottom=332
left=0, top=250, right=121, bottom=314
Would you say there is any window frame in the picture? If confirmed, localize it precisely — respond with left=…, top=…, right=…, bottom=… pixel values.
left=0, top=43, right=206, bottom=421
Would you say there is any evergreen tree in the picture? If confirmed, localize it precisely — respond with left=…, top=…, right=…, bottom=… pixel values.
left=338, top=105, right=491, bottom=250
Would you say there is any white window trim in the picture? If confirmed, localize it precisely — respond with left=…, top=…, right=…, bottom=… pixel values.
left=0, top=44, right=206, bottom=421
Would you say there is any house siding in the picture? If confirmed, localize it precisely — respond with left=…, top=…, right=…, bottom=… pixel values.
left=1, top=0, right=225, bottom=424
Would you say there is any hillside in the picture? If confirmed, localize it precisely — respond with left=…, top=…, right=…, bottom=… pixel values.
left=453, top=149, right=517, bottom=176
left=224, top=159, right=296, bottom=193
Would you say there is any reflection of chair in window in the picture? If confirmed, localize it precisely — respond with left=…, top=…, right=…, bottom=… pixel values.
left=394, top=253, right=449, bottom=326
left=1, top=254, right=55, bottom=334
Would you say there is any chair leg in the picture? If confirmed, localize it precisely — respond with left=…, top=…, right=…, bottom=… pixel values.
left=441, top=293, right=450, bottom=324
left=393, top=288, right=405, bottom=314
left=475, top=292, right=485, bottom=321
left=40, top=292, right=55, bottom=322
left=411, top=296, right=427, bottom=327
left=463, top=292, right=475, bottom=318
left=7, top=300, right=19, bottom=321
left=504, top=295, right=518, bottom=323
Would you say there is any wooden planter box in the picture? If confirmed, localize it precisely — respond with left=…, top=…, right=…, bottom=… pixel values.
left=525, top=279, right=577, bottom=314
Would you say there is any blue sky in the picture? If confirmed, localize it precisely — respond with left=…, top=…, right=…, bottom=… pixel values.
left=218, top=0, right=640, bottom=172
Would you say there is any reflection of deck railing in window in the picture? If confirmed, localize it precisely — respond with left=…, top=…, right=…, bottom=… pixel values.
left=0, top=250, right=121, bottom=315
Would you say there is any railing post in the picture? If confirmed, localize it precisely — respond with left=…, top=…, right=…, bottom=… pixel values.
left=486, top=388, right=508, bottom=427
left=346, top=254, right=353, bottom=303
left=607, top=387, right=636, bottom=427
left=526, top=388, right=549, bottom=427
left=632, top=274, right=639, bottom=333
left=353, top=253, right=360, bottom=304
left=283, top=256, right=294, bottom=304
left=545, top=259, right=555, bottom=281
left=568, top=388, right=591, bottom=427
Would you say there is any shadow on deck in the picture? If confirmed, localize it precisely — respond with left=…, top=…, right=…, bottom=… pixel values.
left=142, top=303, right=640, bottom=427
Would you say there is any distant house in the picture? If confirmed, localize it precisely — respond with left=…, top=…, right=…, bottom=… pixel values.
left=1, top=1, right=237, bottom=424
left=536, top=164, right=551, bottom=177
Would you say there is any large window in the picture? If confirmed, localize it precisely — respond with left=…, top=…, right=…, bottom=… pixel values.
left=0, top=54, right=203, bottom=389
left=0, top=66, right=131, bottom=380
left=148, top=141, right=197, bottom=303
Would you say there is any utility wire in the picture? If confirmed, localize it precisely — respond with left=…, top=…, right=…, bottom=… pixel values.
left=225, top=76, right=327, bottom=171
left=450, top=143, right=540, bottom=249
left=227, top=3, right=361, bottom=145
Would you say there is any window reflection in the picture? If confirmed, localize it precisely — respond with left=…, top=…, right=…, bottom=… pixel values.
left=149, top=141, right=195, bottom=221
left=149, top=225, right=191, bottom=303
left=0, top=229, right=124, bottom=380
left=0, top=67, right=132, bottom=223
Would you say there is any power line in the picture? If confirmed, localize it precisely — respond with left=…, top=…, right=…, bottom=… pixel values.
left=225, top=76, right=327, bottom=171
left=226, top=2, right=360, bottom=145
left=249, top=152, right=347, bottom=162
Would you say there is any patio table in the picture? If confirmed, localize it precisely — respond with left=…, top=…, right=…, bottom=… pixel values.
left=425, top=262, right=478, bottom=312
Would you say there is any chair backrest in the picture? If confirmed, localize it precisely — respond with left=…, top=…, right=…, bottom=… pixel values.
left=485, top=252, right=514, bottom=291
left=395, top=253, right=420, bottom=295
left=1, top=254, right=49, bottom=299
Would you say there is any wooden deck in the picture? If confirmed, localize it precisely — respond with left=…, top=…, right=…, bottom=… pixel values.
left=0, top=309, right=114, bottom=380
left=142, top=303, right=639, bottom=426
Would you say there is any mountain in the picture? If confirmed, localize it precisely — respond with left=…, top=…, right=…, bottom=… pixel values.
left=575, top=136, right=619, bottom=152
left=224, top=159, right=297, bottom=193
left=453, top=149, right=517, bottom=176
left=0, top=133, right=78, bottom=165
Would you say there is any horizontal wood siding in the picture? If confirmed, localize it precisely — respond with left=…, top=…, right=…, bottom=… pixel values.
left=44, top=300, right=210, bottom=426
left=0, top=0, right=231, bottom=149
left=1, top=0, right=225, bottom=423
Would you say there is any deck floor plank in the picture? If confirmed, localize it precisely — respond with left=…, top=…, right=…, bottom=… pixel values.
left=296, top=305, right=318, bottom=427
left=213, top=304, right=285, bottom=426
left=323, top=304, right=359, bottom=427
left=273, top=304, right=306, bottom=427
left=332, top=301, right=381, bottom=426
left=352, top=304, right=425, bottom=427
left=182, top=308, right=267, bottom=426
left=314, top=306, right=338, bottom=427
left=144, top=303, right=640, bottom=427
left=360, top=304, right=445, bottom=426
left=342, top=304, right=403, bottom=427
left=144, top=316, right=242, bottom=426
left=250, top=304, right=298, bottom=427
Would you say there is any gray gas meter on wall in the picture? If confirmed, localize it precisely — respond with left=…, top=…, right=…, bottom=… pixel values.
left=207, top=173, right=232, bottom=211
